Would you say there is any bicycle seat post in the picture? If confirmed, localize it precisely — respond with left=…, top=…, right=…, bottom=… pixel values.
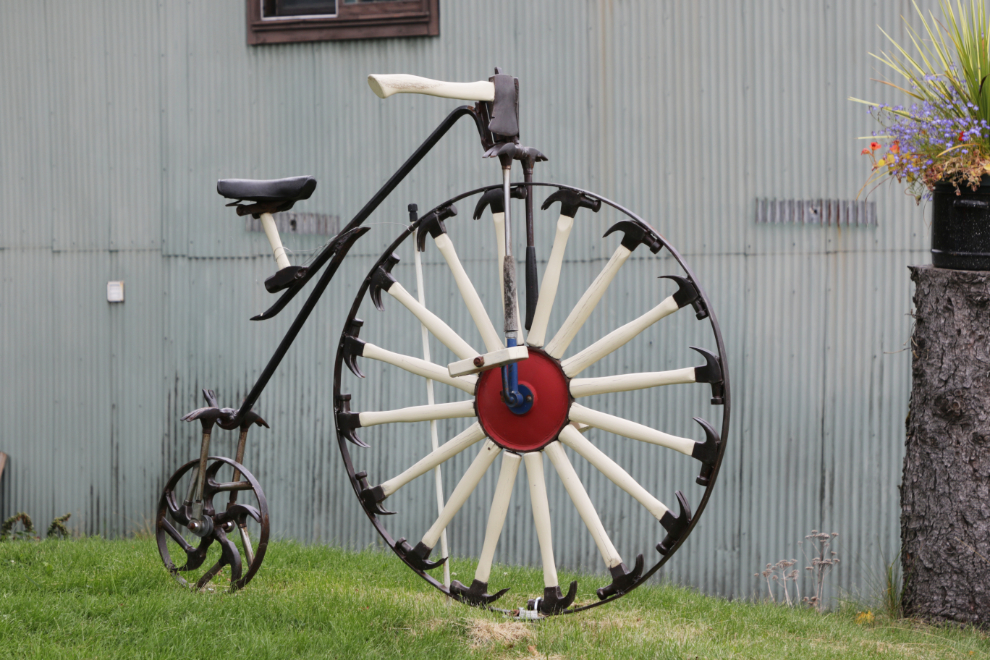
left=259, top=212, right=291, bottom=271
left=216, top=175, right=317, bottom=293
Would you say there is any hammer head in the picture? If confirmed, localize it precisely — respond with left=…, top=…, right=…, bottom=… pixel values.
left=659, top=275, right=708, bottom=320
left=596, top=553, right=645, bottom=600
left=355, top=470, right=394, bottom=516
left=657, top=490, right=693, bottom=555
left=603, top=220, right=664, bottom=254
left=487, top=71, right=519, bottom=139
left=690, top=346, right=724, bottom=404
left=415, top=205, right=457, bottom=252
left=472, top=186, right=527, bottom=219
left=239, top=410, right=269, bottom=429
left=512, top=145, right=548, bottom=167
left=449, top=579, right=510, bottom=606
left=341, top=318, right=366, bottom=379
left=690, top=417, right=721, bottom=486
left=396, top=538, right=447, bottom=571
left=368, top=254, right=400, bottom=311
left=334, top=393, right=368, bottom=448
left=541, top=189, right=601, bottom=218
left=482, top=142, right=518, bottom=162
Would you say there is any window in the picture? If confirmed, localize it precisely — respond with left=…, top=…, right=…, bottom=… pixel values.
left=246, top=0, right=439, bottom=45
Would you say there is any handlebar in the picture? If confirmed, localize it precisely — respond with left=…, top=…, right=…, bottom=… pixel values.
left=368, top=74, right=495, bottom=102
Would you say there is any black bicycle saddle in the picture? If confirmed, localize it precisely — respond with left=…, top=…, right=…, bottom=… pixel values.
left=217, top=176, right=317, bottom=203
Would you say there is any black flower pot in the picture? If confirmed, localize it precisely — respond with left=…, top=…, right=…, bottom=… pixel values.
left=931, top=176, right=990, bottom=270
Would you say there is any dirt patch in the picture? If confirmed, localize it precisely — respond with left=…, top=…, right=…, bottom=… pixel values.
left=580, top=610, right=702, bottom=645
left=467, top=618, right=532, bottom=649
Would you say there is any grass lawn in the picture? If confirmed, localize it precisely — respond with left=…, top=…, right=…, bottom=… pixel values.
left=0, top=538, right=987, bottom=659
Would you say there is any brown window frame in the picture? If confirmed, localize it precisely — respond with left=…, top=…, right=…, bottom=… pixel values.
left=246, top=0, right=439, bottom=45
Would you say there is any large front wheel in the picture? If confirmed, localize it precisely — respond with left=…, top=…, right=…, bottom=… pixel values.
left=333, top=183, right=729, bottom=616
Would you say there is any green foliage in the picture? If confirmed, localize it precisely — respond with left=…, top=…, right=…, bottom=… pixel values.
left=45, top=513, right=71, bottom=540
left=0, top=538, right=987, bottom=659
left=0, top=513, right=36, bottom=541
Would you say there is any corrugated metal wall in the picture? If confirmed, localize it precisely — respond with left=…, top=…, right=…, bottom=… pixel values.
left=0, top=0, right=929, bottom=602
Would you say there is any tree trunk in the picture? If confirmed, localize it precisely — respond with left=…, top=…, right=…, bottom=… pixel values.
left=904, top=265, right=990, bottom=626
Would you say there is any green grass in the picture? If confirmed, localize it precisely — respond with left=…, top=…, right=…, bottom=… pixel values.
left=1, top=538, right=988, bottom=659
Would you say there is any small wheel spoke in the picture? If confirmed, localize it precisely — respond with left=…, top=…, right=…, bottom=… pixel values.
left=380, top=423, right=486, bottom=498
left=558, top=425, right=669, bottom=521
left=561, top=295, right=681, bottom=377
left=388, top=282, right=478, bottom=359
left=568, top=403, right=695, bottom=456
left=569, top=367, right=696, bottom=398
left=527, top=213, right=575, bottom=347
left=161, top=518, right=195, bottom=554
left=474, top=451, right=521, bottom=584
left=363, top=342, right=477, bottom=393
left=195, top=561, right=224, bottom=590
left=523, top=451, right=560, bottom=589
left=238, top=526, right=256, bottom=566
left=433, top=234, right=503, bottom=352
left=210, top=481, right=254, bottom=492
left=544, top=442, right=623, bottom=569
left=358, top=400, right=475, bottom=428
left=420, top=440, right=501, bottom=548
left=545, top=245, right=632, bottom=358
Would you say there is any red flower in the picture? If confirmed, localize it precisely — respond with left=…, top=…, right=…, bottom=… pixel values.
left=889, top=141, right=900, bottom=154
left=870, top=141, right=881, bottom=151
left=861, top=147, right=871, bottom=155
left=959, top=131, right=966, bottom=142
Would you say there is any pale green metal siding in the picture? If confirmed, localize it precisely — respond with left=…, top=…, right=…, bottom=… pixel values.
left=0, top=0, right=926, bottom=602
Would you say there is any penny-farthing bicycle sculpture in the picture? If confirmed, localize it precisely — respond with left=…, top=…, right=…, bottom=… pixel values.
left=156, top=69, right=729, bottom=616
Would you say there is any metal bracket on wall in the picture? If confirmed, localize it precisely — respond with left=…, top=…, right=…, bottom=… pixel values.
left=755, top=198, right=877, bottom=226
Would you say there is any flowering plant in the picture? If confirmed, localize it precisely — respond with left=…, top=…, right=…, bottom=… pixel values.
left=851, top=1, right=990, bottom=202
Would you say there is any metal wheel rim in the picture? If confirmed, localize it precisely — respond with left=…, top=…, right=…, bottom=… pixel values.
left=332, top=182, right=730, bottom=615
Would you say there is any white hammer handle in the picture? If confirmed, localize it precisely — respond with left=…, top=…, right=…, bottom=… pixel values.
left=368, top=74, right=495, bottom=102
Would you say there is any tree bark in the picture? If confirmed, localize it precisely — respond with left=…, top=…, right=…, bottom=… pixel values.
left=904, top=265, right=990, bottom=626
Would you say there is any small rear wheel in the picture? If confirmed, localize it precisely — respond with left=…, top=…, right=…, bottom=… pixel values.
left=155, top=456, right=269, bottom=591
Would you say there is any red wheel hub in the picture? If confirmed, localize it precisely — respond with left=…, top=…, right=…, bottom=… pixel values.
left=475, top=349, right=571, bottom=452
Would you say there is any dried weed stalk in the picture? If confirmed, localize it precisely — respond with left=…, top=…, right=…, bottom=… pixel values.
left=757, top=530, right=840, bottom=612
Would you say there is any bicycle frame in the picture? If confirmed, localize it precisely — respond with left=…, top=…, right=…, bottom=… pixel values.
left=227, top=103, right=493, bottom=427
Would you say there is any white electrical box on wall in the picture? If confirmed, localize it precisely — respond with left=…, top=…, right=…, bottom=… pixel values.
left=107, top=281, right=125, bottom=303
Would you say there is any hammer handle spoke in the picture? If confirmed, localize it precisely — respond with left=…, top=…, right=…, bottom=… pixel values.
left=524, top=451, right=561, bottom=589
left=434, top=234, right=503, bottom=353
left=545, top=245, right=632, bottom=359
left=569, top=367, right=696, bottom=398
left=381, top=423, right=486, bottom=498
left=359, top=400, right=475, bottom=428
left=527, top=214, right=574, bottom=348
left=568, top=404, right=696, bottom=456
left=545, top=441, right=624, bottom=569
left=562, top=295, right=680, bottom=377
left=475, top=451, right=521, bottom=584
left=559, top=426, right=670, bottom=521
left=363, top=342, right=477, bottom=394
left=388, top=282, right=477, bottom=360
left=421, top=440, right=501, bottom=548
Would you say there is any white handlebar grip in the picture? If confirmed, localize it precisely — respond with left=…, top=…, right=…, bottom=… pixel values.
left=367, top=74, right=495, bottom=102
